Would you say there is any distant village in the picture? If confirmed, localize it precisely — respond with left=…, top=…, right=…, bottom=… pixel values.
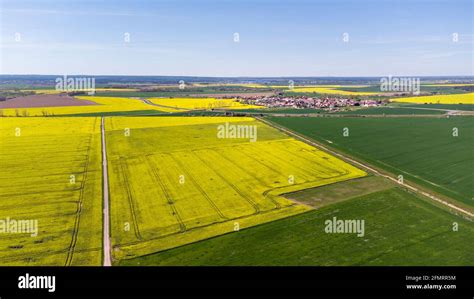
left=234, top=95, right=384, bottom=110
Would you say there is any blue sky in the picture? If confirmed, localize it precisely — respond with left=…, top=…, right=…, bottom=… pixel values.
left=0, top=0, right=472, bottom=76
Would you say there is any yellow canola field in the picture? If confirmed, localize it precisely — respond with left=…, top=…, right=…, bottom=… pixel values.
left=391, top=93, right=474, bottom=104
left=0, top=96, right=178, bottom=116
left=148, top=97, right=263, bottom=110
left=286, top=86, right=378, bottom=95
left=108, top=115, right=252, bottom=131
left=0, top=97, right=262, bottom=117
left=105, top=117, right=366, bottom=261
left=0, top=117, right=102, bottom=265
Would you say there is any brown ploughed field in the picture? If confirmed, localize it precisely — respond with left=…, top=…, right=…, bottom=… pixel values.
left=0, top=94, right=98, bottom=108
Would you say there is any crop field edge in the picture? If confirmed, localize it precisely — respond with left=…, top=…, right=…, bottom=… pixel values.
left=261, top=116, right=474, bottom=217
left=105, top=116, right=367, bottom=262
left=113, top=207, right=316, bottom=265
left=118, top=185, right=474, bottom=266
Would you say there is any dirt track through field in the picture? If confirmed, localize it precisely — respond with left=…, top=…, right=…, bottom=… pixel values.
left=141, top=98, right=188, bottom=111
left=101, top=117, right=112, bottom=266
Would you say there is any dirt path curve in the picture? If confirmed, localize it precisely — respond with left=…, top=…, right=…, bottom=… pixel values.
left=101, top=117, right=112, bottom=266
left=140, top=98, right=189, bottom=111
left=257, top=116, right=474, bottom=219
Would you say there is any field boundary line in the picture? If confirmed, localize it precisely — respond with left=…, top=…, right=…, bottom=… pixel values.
left=116, top=204, right=303, bottom=249
left=257, top=116, right=474, bottom=219
left=101, top=117, right=112, bottom=266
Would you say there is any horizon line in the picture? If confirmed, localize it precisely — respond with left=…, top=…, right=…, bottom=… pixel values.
left=1, top=74, right=474, bottom=79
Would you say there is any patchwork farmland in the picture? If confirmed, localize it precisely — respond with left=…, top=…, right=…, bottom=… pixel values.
left=118, top=114, right=474, bottom=266
left=0, top=97, right=165, bottom=116
left=0, top=96, right=257, bottom=117
left=2, top=0, right=474, bottom=294
left=121, top=187, right=474, bottom=266
left=0, top=79, right=472, bottom=267
left=147, top=97, right=262, bottom=110
left=104, top=117, right=366, bottom=261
